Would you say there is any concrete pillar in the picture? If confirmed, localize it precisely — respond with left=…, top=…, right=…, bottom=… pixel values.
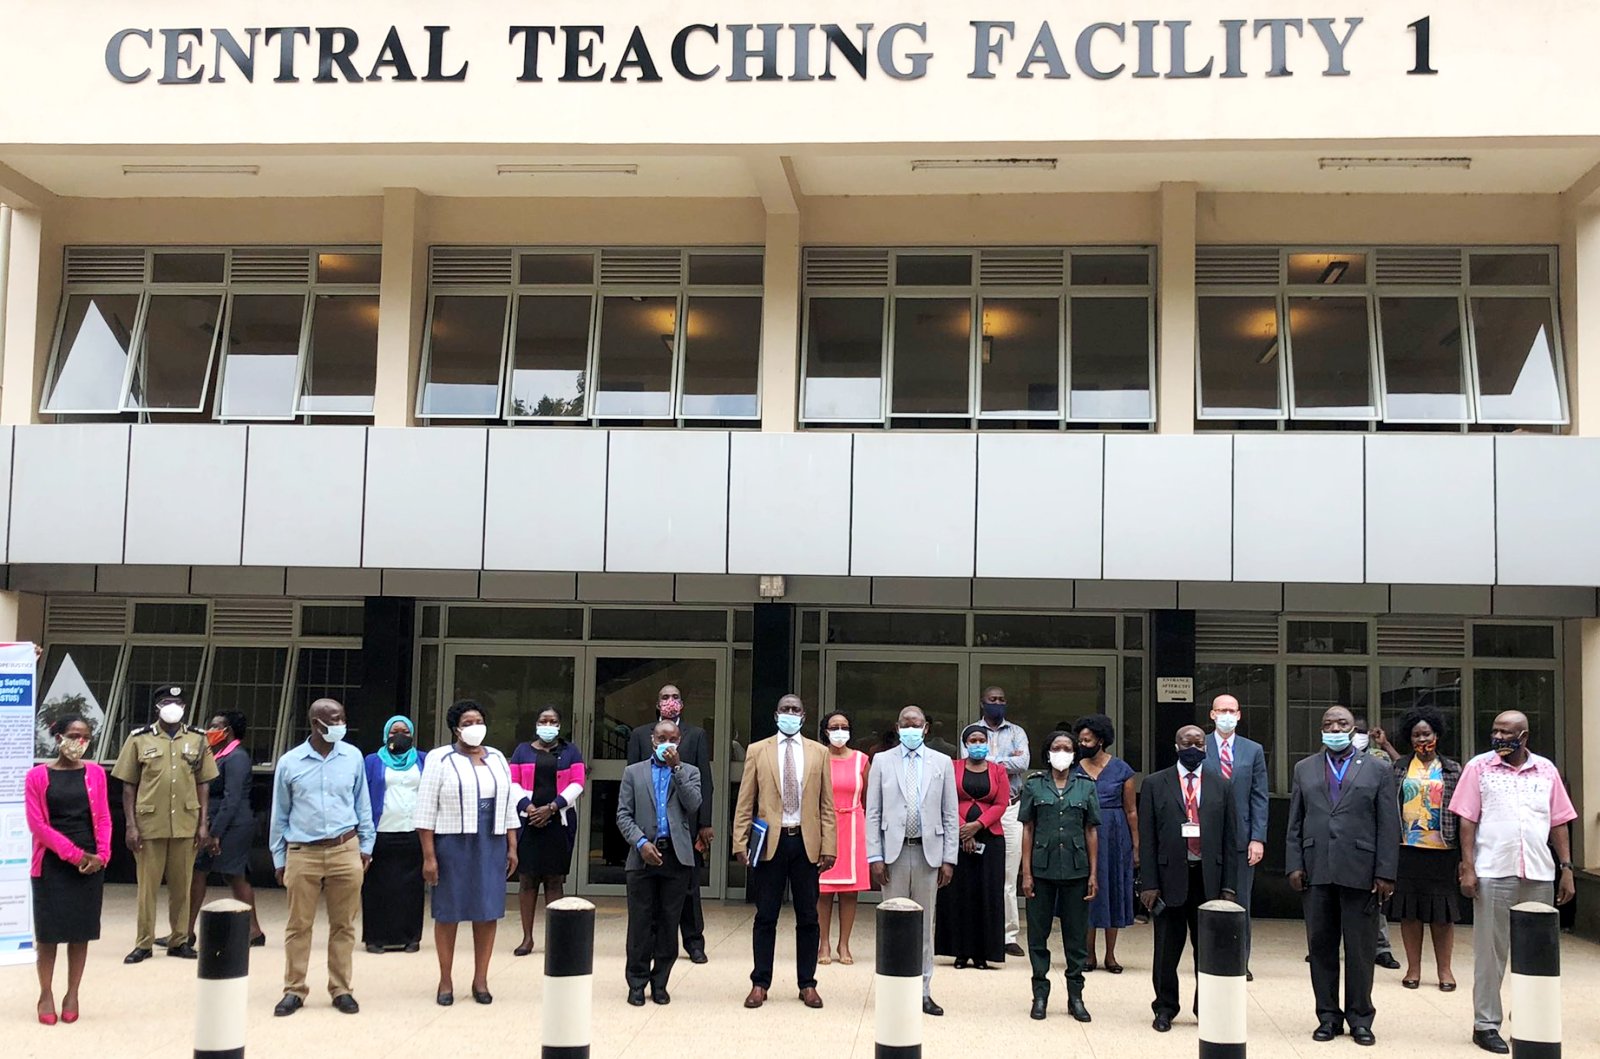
left=0, top=207, right=44, bottom=425
left=0, top=590, right=45, bottom=643
left=1157, top=182, right=1198, bottom=435
left=759, top=212, right=801, bottom=432
left=373, top=188, right=428, bottom=427
left=1576, top=619, right=1600, bottom=868
left=1564, top=201, right=1600, bottom=435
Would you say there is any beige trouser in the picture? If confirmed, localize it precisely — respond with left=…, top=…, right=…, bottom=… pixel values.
left=283, top=840, right=364, bottom=999
left=135, top=836, right=195, bottom=949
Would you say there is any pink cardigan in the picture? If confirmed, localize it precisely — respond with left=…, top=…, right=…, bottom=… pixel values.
left=25, top=762, right=113, bottom=878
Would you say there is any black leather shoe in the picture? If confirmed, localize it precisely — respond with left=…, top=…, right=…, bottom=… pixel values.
left=1068, top=998, right=1091, bottom=1023
left=168, top=943, right=198, bottom=959
left=273, top=995, right=304, bottom=1017
left=922, top=997, right=944, bottom=1017
left=436, top=993, right=454, bottom=1007
left=403, top=942, right=420, bottom=953
left=366, top=943, right=384, bottom=954
left=652, top=988, right=671, bottom=1005
left=627, top=988, right=646, bottom=1007
left=1313, top=1022, right=1342, bottom=1042
left=473, top=989, right=493, bottom=1005
left=1153, top=1015, right=1173, bottom=1033
left=250, top=934, right=267, bottom=948
left=1005, top=943, right=1026, bottom=958
left=1246, top=969, right=1254, bottom=982
left=1472, top=1031, right=1511, bottom=1054
left=688, top=949, right=709, bottom=965
left=332, top=994, right=360, bottom=1014
left=123, top=947, right=153, bottom=964
left=1029, top=998, right=1047, bottom=1020
left=1352, top=1028, right=1376, bottom=1047
left=1375, top=953, right=1401, bottom=970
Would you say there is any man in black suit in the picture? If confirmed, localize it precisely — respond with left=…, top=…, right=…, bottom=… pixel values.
left=1286, top=705, right=1401, bottom=1047
left=1139, top=724, right=1238, bottom=1033
left=627, top=684, right=713, bottom=963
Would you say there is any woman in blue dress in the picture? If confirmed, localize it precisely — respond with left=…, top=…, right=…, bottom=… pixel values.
left=1072, top=714, right=1138, bottom=973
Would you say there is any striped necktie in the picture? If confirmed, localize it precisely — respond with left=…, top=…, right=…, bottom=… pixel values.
left=1220, top=738, right=1233, bottom=780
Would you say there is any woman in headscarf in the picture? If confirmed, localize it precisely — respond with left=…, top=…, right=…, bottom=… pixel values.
left=362, top=715, right=426, bottom=953
left=934, top=723, right=1011, bottom=969
left=508, top=705, right=586, bottom=956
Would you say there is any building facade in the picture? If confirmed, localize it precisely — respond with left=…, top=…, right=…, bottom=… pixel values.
left=1, top=2, right=1598, bottom=922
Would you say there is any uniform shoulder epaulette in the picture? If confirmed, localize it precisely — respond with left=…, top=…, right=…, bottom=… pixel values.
left=1025, top=770, right=1049, bottom=782
left=131, top=723, right=155, bottom=736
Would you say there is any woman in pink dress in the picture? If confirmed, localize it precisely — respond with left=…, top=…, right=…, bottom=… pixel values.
left=816, top=710, right=870, bottom=965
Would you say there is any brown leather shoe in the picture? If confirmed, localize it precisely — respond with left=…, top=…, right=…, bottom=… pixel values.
left=799, top=987, right=824, bottom=1009
left=744, top=986, right=767, bottom=1009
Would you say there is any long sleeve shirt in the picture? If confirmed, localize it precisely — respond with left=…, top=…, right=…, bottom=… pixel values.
left=269, top=740, right=375, bottom=869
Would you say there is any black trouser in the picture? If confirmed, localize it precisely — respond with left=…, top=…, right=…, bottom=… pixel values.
left=679, top=844, right=706, bottom=954
left=1026, top=875, right=1089, bottom=1000
left=625, top=845, right=692, bottom=992
left=750, top=830, right=821, bottom=990
left=1305, top=883, right=1379, bottom=1031
left=1152, top=861, right=1204, bottom=1018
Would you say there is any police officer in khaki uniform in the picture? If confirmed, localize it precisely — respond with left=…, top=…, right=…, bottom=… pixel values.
left=112, top=686, right=218, bottom=963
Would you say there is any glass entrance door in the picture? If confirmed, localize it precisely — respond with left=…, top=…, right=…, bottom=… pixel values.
left=970, top=654, right=1116, bottom=768
left=824, top=651, right=969, bottom=757
left=440, top=645, right=581, bottom=756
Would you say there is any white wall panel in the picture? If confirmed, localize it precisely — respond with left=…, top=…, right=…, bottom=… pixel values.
left=727, top=433, right=851, bottom=575
left=10, top=424, right=128, bottom=564
left=363, top=428, right=486, bottom=570
left=1366, top=436, right=1495, bottom=584
left=606, top=431, right=729, bottom=574
left=243, top=427, right=366, bottom=568
left=125, top=425, right=246, bottom=565
left=851, top=434, right=976, bottom=577
left=976, top=435, right=1102, bottom=579
left=1233, top=435, right=1364, bottom=583
left=484, top=429, right=606, bottom=572
left=1495, top=437, right=1600, bottom=586
left=1102, top=436, right=1232, bottom=581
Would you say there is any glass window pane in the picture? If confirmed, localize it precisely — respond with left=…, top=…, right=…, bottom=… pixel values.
left=417, top=643, right=440, bottom=748
left=1122, top=656, right=1145, bottom=772
left=446, top=607, right=584, bottom=640
left=420, top=606, right=442, bottom=638
left=1287, top=664, right=1368, bottom=766
left=834, top=659, right=963, bottom=757
left=519, top=253, right=594, bottom=285
left=112, top=644, right=206, bottom=747
left=1072, top=254, right=1149, bottom=285
left=1198, top=296, right=1281, bottom=416
left=1287, top=296, right=1374, bottom=417
left=979, top=298, right=1057, bottom=415
left=976, top=661, right=1107, bottom=767
left=1379, top=297, right=1467, bottom=420
left=1286, top=620, right=1368, bottom=654
left=801, top=610, right=822, bottom=643
left=594, top=296, right=675, bottom=417
left=589, top=609, right=726, bottom=642
left=733, top=609, right=754, bottom=642
left=896, top=255, right=970, bottom=286
left=1471, top=298, right=1563, bottom=422
left=1472, top=624, right=1555, bottom=659
left=826, top=611, right=965, bottom=646
left=316, top=252, right=382, bottom=285
left=449, top=652, right=578, bottom=757
left=508, top=295, right=591, bottom=417
left=133, top=602, right=208, bottom=635
left=204, top=646, right=289, bottom=765
left=44, top=293, right=140, bottom=412
left=299, top=604, right=364, bottom=638
left=1123, top=615, right=1145, bottom=651
left=151, top=252, right=224, bottom=284
left=1071, top=297, right=1152, bottom=420
left=1470, top=253, right=1549, bottom=287
left=128, top=293, right=222, bottom=410
left=972, top=614, right=1116, bottom=649
left=680, top=296, right=761, bottom=418
left=1287, top=252, right=1367, bottom=286
left=219, top=293, right=306, bottom=418
left=689, top=253, right=763, bottom=286
left=803, top=298, right=883, bottom=420
left=420, top=295, right=506, bottom=416
left=1194, top=663, right=1274, bottom=785
left=1471, top=669, right=1556, bottom=763
left=301, top=294, right=379, bottom=414
left=1379, top=666, right=1462, bottom=763
left=891, top=298, right=971, bottom=415
left=38, top=644, right=121, bottom=758
left=289, top=647, right=363, bottom=745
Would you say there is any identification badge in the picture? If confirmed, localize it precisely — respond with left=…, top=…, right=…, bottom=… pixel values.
left=1181, top=822, right=1201, bottom=839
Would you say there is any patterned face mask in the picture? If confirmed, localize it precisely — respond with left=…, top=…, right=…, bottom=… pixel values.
left=59, top=737, right=89, bottom=761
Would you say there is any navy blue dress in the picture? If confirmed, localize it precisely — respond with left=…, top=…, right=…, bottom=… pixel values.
left=432, top=800, right=507, bottom=924
left=1079, top=757, right=1136, bottom=929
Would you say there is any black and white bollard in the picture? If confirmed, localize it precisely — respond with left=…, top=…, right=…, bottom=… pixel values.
left=876, top=898, right=924, bottom=1059
left=1510, top=901, right=1561, bottom=1059
left=1197, top=899, right=1249, bottom=1059
left=543, top=897, right=596, bottom=1059
left=193, top=898, right=252, bottom=1059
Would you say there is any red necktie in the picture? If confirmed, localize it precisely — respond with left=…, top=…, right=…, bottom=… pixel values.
left=1185, top=773, right=1202, bottom=857
left=1220, top=739, right=1234, bottom=780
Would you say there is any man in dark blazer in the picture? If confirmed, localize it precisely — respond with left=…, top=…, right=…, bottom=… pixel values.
left=1139, top=724, right=1238, bottom=1033
left=627, top=684, right=713, bottom=963
left=617, top=720, right=703, bottom=1006
left=1286, top=705, right=1401, bottom=1047
left=1206, top=694, right=1268, bottom=979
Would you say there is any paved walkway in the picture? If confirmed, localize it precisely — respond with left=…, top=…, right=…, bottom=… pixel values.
left=5, top=887, right=1599, bottom=1058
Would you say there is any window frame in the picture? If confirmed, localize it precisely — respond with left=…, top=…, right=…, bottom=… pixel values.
left=214, top=287, right=315, bottom=422
left=799, top=292, right=891, bottom=424
left=1195, top=289, right=1290, bottom=421
left=416, top=288, right=514, bottom=421
left=120, top=284, right=227, bottom=414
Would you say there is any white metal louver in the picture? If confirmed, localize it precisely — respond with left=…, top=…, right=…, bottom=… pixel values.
left=979, top=249, right=1066, bottom=286
left=230, top=248, right=312, bottom=284
left=64, top=247, right=146, bottom=285
left=45, top=597, right=129, bottom=636
left=1195, top=248, right=1282, bottom=286
left=211, top=599, right=296, bottom=639
left=599, top=249, right=683, bottom=286
left=1375, top=248, right=1464, bottom=286
left=1195, top=614, right=1282, bottom=654
left=1377, top=618, right=1467, bottom=657
left=429, top=247, right=515, bottom=286
left=804, top=248, right=891, bottom=287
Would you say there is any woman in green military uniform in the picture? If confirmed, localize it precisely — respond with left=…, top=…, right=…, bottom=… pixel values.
left=1019, top=730, right=1100, bottom=1022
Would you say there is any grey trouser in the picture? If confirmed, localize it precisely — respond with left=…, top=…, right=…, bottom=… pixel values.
left=1376, top=910, right=1393, bottom=956
left=1001, top=802, right=1022, bottom=943
left=883, top=849, right=939, bottom=997
left=1473, top=876, right=1554, bottom=1032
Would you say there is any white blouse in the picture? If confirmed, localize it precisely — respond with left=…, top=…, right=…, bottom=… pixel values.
left=414, top=746, right=524, bottom=836
left=377, top=764, right=421, bottom=833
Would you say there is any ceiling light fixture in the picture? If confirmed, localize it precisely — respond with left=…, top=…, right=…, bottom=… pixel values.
left=496, top=163, right=639, bottom=176
left=910, top=158, right=1058, bottom=172
left=1257, top=339, right=1280, bottom=365
left=1318, top=261, right=1350, bottom=284
left=122, top=164, right=260, bottom=176
left=1317, top=156, right=1471, bottom=170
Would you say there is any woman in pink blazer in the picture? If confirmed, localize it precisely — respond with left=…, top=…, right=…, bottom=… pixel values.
left=934, top=724, right=1012, bottom=969
left=25, top=714, right=112, bottom=1025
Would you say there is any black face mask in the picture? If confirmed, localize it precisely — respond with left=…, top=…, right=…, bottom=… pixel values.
left=1074, top=743, right=1098, bottom=760
left=388, top=734, right=414, bottom=754
left=1176, top=746, right=1207, bottom=771
left=1490, top=734, right=1523, bottom=757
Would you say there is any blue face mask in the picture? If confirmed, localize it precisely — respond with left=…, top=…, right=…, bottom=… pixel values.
left=898, top=727, right=925, bottom=751
left=655, top=742, right=678, bottom=763
left=966, top=744, right=989, bottom=761
left=776, top=714, right=803, bottom=737
left=1322, top=731, right=1352, bottom=752
left=535, top=724, right=560, bottom=744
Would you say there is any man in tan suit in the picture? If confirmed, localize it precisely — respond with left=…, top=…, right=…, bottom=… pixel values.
left=733, top=694, right=837, bottom=1010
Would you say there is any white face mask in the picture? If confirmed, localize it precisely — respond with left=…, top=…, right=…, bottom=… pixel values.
left=321, top=723, right=347, bottom=743
left=1214, top=714, right=1239, bottom=734
left=827, top=729, right=851, bottom=747
left=459, top=723, right=488, bottom=747
left=1352, top=732, right=1370, bottom=752
left=1048, top=749, right=1074, bottom=772
left=158, top=703, right=185, bottom=726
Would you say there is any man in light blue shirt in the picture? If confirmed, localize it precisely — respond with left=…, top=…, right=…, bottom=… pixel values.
left=269, top=698, right=374, bottom=1018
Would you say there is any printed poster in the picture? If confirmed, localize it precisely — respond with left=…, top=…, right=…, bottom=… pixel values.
left=0, top=643, right=35, bottom=965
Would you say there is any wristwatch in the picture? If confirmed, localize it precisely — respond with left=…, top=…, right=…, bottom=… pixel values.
left=1556, top=861, right=1574, bottom=871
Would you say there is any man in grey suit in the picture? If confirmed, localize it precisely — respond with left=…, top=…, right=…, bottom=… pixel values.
left=1286, top=706, right=1401, bottom=1047
left=867, top=705, right=959, bottom=1017
left=617, top=720, right=703, bottom=1007
left=1206, top=694, right=1269, bottom=980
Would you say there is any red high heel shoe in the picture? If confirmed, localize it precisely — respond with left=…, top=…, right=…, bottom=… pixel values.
left=37, top=1011, right=57, bottom=1026
left=61, top=1010, right=79, bottom=1024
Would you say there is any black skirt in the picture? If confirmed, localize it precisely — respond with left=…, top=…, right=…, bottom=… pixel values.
left=934, top=829, right=1006, bottom=963
left=33, top=834, right=103, bottom=945
left=518, top=816, right=575, bottom=879
left=362, top=831, right=424, bottom=947
left=1389, top=845, right=1462, bottom=924
left=195, top=818, right=253, bottom=877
